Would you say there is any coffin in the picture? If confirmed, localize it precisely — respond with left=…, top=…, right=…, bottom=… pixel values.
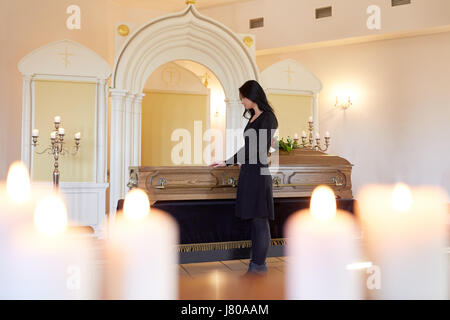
left=127, top=148, right=353, bottom=204
left=124, top=149, right=354, bottom=262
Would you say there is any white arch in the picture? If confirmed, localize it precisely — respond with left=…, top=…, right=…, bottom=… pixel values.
left=109, top=4, right=259, bottom=215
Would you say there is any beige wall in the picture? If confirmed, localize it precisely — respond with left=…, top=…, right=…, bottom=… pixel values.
left=257, top=31, right=450, bottom=195
left=33, top=80, right=96, bottom=182
left=267, top=93, right=312, bottom=140
left=141, top=91, right=208, bottom=166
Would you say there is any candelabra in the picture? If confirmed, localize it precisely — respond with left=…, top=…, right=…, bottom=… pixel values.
left=31, top=117, right=81, bottom=189
left=294, top=118, right=330, bottom=152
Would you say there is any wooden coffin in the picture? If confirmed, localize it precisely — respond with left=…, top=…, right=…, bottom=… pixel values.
left=128, top=148, right=353, bottom=204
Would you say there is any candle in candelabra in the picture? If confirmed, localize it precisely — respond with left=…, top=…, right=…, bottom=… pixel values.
left=74, top=132, right=81, bottom=140
left=308, top=116, right=313, bottom=123
left=357, top=183, right=448, bottom=299
left=285, top=185, right=362, bottom=299
left=294, top=133, right=298, bottom=140
left=58, top=128, right=65, bottom=135
left=54, top=116, right=61, bottom=124
left=32, top=129, right=39, bottom=137
left=301, top=131, right=307, bottom=138
left=50, top=131, right=56, bottom=139
left=325, top=131, right=330, bottom=138
left=315, top=133, right=320, bottom=139
left=106, top=188, right=179, bottom=299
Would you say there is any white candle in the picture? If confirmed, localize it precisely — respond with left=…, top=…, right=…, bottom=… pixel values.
left=301, top=131, right=307, bottom=138
left=308, top=116, right=313, bottom=123
left=106, top=189, right=179, bottom=299
left=74, top=132, right=81, bottom=139
left=293, top=133, right=298, bottom=140
left=285, top=186, right=362, bottom=299
left=54, top=116, right=61, bottom=124
left=32, top=129, right=39, bottom=137
left=357, top=183, right=448, bottom=299
left=58, top=127, right=65, bottom=135
left=50, top=131, right=56, bottom=139
left=0, top=162, right=97, bottom=299
left=325, top=131, right=330, bottom=138
left=315, top=133, right=320, bottom=139
left=5, top=194, right=97, bottom=299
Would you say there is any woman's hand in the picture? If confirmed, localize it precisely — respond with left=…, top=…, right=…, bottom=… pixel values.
left=208, top=161, right=227, bottom=168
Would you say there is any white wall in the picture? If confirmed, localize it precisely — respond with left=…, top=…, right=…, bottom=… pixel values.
left=257, top=31, right=450, bottom=196
left=202, top=0, right=450, bottom=50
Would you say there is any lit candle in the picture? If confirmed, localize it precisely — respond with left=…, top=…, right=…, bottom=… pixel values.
left=106, top=189, right=179, bottom=299
left=32, top=129, right=39, bottom=137
left=74, top=132, right=81, bottom=140
left=357, top=183, right=448, bottom=299
left=58, top=127, right=65, bottom=135
left=285, top=186, right=362, bottom=299
left=315, top=133, right=320, bottom=139
left=325, top=131, right=330, bottom=138
left=301, top=131, right=307, bottom=138
left=308, top=116, right=313, bottom=123
left=0, top=162, right=97, bottom=299
left=54, top=116, right=61, bottom=124
left=293, top=133, right=298, bottom=140
left=2, top=194, right=97, bottom=299
left=50, top=131, right=56, bottom=139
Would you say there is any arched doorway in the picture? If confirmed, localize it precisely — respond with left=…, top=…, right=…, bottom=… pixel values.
left=109, top=4, right=259, bottom=216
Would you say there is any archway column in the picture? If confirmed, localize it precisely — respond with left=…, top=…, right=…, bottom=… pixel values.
left=225, top=99, right=246, bottom=159
left=132, top=93, right=145, bottom=167
left=109, top=89, right=128, bottom=218
left=20, top=74, right=33, bottom=171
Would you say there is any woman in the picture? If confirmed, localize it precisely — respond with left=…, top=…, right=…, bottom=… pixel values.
left=209, top=80, right=278, bottom=275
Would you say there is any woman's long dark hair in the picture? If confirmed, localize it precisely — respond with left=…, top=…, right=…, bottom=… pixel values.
left=239, top=80, right=278, bottom=126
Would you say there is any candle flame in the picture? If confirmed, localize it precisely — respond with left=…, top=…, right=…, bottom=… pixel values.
left=391, top=183, right=413, bottom=212
left=6, top=161, right=31, bottom=204
left=310, top=185, right=337, bottom=221
left=34, top=194, right=68, bottom=236
left=123, top=189, right=150, bottom=220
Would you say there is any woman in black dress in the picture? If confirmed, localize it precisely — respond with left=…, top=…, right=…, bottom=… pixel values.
left=209, top=80, right=278, bottom=275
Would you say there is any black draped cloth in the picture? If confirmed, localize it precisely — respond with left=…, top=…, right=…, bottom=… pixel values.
left=116, top=197, right=356, bottom=248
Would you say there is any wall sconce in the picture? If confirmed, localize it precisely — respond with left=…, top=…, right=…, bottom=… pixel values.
left=335, top=96, right=352, bottom=110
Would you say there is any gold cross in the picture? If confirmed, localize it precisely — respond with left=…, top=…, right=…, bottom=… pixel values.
left=284, top=66, right=294, bottom=84
left=58, top=47, right=74, bottom=68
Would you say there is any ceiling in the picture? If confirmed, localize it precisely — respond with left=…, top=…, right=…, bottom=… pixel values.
left=111, top=0, right=251, bottom=12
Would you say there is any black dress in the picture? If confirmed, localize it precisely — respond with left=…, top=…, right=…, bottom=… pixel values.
left=225, top=111, right=278, bottom=221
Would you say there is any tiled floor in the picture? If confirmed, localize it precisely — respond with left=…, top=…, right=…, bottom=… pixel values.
left=179, top=257, right=286, bottom=278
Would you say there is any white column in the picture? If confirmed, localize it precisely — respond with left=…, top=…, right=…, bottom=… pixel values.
left=109, top=89, right=128, bottom=217
left=132, top=93, right=145, bottom=167
left=225, top=99, right=245, bottom=159
left=96, top=79, right=108, bottom=184
left=21, top=75, right=33, bottom=172
left=312, top=93, right=319, bottom=135
left=123, top=93, right=135, bottom=194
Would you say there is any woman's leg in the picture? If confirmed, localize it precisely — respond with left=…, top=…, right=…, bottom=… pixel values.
left=249, top=217, right=271, bottom=272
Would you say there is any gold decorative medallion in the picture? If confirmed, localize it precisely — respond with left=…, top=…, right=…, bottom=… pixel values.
left=117, top=24, right=130, bottom=37
left=185, top=0, right=196, bottom=5
left=243, top=36, right=254, bottom=48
